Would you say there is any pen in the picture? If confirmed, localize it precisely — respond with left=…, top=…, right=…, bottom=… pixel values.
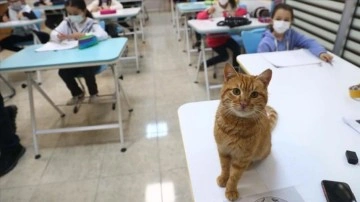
left=53, top=29, right=66, bottom=36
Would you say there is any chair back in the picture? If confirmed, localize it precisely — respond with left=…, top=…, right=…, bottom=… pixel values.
left=241, top=27, right=266, bottom=53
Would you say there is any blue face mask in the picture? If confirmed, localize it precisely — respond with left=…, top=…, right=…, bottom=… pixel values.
left=68, top=14, right=84, bottom=23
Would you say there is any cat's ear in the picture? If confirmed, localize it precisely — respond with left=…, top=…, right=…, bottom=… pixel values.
left=257, top=69, right=272, bottom=87
left=224, top=63, right=238, bottom=82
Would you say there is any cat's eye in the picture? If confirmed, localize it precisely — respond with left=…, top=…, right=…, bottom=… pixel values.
left=250, top=91, right=259, bottom=98
left=232, top=88, right=241, bottom=95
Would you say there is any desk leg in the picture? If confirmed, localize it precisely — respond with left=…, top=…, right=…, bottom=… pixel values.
left=201, top=38, right=210, bottom=100
left=176, top=8, right=181, bottom=41
left=133, top=18, right=140, bottom=73
left=112, top=64, right=126, bottom=152
left=139, top=10, right=145, bottom=44
left=194, top=49, right=202, bottom=83
left=171, top=0, right=175, bottom=27
left=184, top=15, right=191, bottom=66
left=26, top=71, right=66, bottom=159
left=27, top=72, right=41, bottom=159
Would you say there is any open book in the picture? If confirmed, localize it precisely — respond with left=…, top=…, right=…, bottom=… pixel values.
left=35, top=40, right=78, bottom=52
left=262, top=49, right=322, bottom=68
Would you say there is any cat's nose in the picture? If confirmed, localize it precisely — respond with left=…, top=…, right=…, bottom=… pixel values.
left=240, top=102, right=247, bottom=109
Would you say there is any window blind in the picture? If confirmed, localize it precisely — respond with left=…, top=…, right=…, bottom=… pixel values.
left=285, top=0, right=345, bottom=52
left=343, top=1, right=360, bottom=66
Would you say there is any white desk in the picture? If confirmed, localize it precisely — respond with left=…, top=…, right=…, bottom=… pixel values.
left=119, top=0, right=147, bottom=25
left=178, top=52, right=360, bottom=201
left=93, top=7, right=143, bottom=73
left=0, top=19, right=44, bottom=28
left=0, top=38, right=129, bottom=159
left=38, top=4, right=65, bottom=11
left=175, top=2, right=208, bottom=41
left=0, top=19, right=46, bottom=84
left=187, top=17, right=268, bottom=99
left=175, top=2, right=209, bottom=69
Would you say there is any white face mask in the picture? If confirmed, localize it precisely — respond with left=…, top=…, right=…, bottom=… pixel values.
left=68, top=14, right=84, bottom=24
left=218, top=0, right=228, bottom=6
left=273, top=20, right=291, bottom=34
left=10, top=1, right=23, bottom=11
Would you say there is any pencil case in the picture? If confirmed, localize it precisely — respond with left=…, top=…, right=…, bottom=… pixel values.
left=100, top=9, right=116, bottom=15
left=349, top=84, right=360, bottom=99
left=78, top=35, right=98, bottom=49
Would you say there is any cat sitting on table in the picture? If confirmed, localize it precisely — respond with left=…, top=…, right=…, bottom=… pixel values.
left=214, top=63, right=278, bottom=201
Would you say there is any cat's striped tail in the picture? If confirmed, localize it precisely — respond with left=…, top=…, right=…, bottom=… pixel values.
left=266, top=106, right=278, bottom=130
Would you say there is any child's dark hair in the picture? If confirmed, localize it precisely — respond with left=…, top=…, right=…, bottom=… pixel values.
left=228, top=0, right=237, bottom=9
left=268, top=3, right=294, bottom=31
left=65, top=0, right=93, bottom=18
left=98, top=0, right=112, bottom=7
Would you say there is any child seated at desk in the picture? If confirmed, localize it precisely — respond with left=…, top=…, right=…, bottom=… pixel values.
left=257, top=3, right=333, bottom=63
left=50, top=0, right=109, bottom=104
left=0, top=0, right=49, bottom=52
left=33, top=0, right=65, bottom=30
left=87, top=0, right=133, bottom=36
left=197, top=0, right=246, bottom=71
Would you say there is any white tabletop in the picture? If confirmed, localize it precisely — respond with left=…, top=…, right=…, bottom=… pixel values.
left=176, top=2, right=209, bottom=14
left=188, top=17, right=268, bottom=34
left=38, top=4, right=65, bottom=11
left=0, top=19, right=44, bottom=29
left=119, top=0, right=142, bottom=3
left=92, top=7, right=141, bottom=20
left=178, top=52, right=360, bottom=201
left=0, top=38, right=128, bottom=72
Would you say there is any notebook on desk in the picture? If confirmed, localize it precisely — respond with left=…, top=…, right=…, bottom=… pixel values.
left=35, top=40, right=78, bottom=52
left=343, top=116, right=360, bottom=135
left=262, top=49, right=322, bottom=68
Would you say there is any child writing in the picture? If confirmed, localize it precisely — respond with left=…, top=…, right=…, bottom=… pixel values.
left=0, top=0, right=49, bottom=52
left=50, top=0, right=109, bottom=104
left=257, top=3, right=333, bottom=63
left=196, top=0, right=246, bottom=71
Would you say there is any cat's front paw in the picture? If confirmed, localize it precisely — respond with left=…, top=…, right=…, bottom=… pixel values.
left=216, top=175, right=228, bottom=187
left=225, top=190, right=239, bottom=201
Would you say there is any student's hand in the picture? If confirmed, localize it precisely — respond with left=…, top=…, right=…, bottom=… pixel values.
left=101, top=5, right=109, bottom=10
left=207, top=7, right=216, bottom=15
left=70, top=33, right=85, bottom=40
left=319, top=52, right=333, bottom=63
left=2, top=15, right=9, bottom=22
left=17, top=12, right=23, bottom=19
left=57, top=33, right=69, bottom=41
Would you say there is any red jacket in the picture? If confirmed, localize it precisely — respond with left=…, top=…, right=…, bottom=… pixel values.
left=197, top=8, right=247, bottom=48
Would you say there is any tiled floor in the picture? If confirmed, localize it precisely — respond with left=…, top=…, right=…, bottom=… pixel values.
left=0, top=11, right=225, bottom=202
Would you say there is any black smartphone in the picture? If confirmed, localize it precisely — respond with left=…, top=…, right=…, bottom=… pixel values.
left=321, top=180, right=357, bottom=202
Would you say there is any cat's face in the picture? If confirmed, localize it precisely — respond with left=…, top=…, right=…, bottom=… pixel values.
left=221, top=64, right=272, bottom=118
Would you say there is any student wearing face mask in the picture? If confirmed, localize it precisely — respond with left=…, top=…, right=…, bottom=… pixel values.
left=257, top=3, right=333, bottom=63
left=50, top=0, right=109, bottom=104
left=196, top=0, right=246, bottom=72
left=0, top=0, right=49, bottom=52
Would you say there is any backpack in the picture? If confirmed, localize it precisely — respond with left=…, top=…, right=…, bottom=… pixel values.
left=217, top=16, right=252, bottom=28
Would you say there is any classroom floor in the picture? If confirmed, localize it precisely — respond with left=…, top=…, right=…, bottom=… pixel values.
left=0, top=11, right=225, bottom=202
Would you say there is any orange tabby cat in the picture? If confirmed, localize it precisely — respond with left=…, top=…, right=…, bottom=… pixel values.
left=214, top=63, right=278, bottom=201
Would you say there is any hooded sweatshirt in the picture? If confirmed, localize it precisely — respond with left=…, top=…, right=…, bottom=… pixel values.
left=197, top=3, right=246, bottom=48
left=257, top=29, right=327, bottom=57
